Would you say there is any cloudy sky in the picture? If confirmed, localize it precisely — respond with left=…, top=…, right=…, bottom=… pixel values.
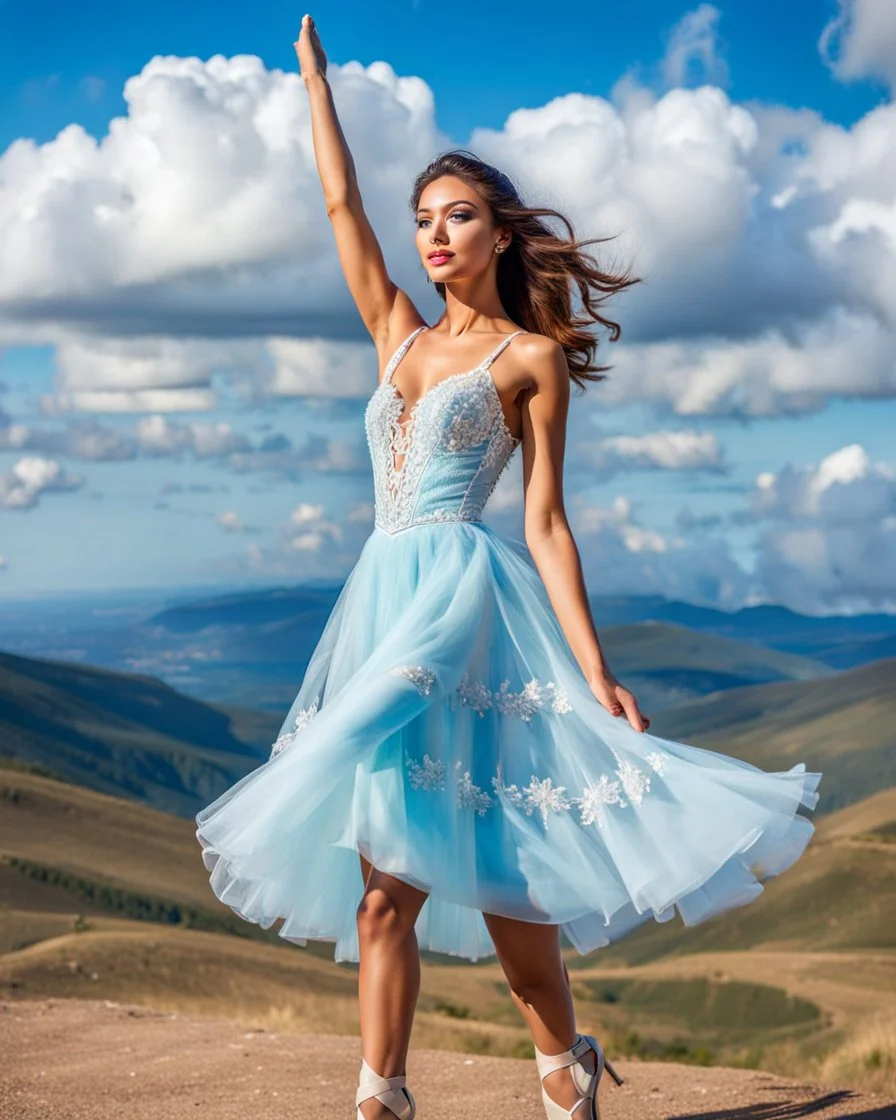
left=0, top=0, right=894, bottom=614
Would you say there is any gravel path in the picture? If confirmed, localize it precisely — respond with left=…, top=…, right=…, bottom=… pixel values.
left=2, top=998, right=895, bottom=1120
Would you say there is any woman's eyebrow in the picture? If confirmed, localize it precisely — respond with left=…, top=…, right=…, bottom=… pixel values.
left=415, top=199, right=479, bottom=214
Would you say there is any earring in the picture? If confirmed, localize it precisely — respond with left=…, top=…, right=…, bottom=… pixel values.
left=495, top=243, right=506, bottom=253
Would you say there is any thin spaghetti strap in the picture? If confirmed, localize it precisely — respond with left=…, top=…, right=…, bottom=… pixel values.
left=481, top=329, right=527, bottom=370
left=383, top=324, right=429, bottom=383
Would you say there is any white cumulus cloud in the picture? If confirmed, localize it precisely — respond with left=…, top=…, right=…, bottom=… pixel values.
left=216, top=510, right=244, bottom=533
left=580, top=429, right=726, bottom=473
left=820, top=0, right=896, bottom=91
left=0, top=456, right=85, bottom=509
left=749, top=444, right=896, bottom=613
left=662, top=3, right=730, bottom=89
left=570, top=494, right=749, bottom=607
left=0, top=40, right=893, bottom=419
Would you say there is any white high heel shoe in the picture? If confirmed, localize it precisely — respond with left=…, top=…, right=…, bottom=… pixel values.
left=534, top=1033, right=624, bottom=1119
left=355, top=1057, right=416, bottom=1119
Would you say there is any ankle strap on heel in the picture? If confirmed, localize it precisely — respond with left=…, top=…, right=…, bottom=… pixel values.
left=356, top=1073, right=408, bottom=1106
left=534, top=1033, right=596, bottom=1080
left=356, top=1060, right=414, bottom=1119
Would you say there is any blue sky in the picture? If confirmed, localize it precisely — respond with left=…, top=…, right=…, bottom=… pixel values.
left=1, top=0, right=895, bottom=613
left=2, top=0, right=887, bottom=147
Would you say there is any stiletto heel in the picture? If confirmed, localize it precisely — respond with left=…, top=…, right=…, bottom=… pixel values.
left=355, top=1057, right=416, bottom=1120
left=602, top=1053, right=624, bottom=1087
left=534, top=1032, right=622, bottom=1119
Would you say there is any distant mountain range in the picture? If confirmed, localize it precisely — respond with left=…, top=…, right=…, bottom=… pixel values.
left=586, top=595, right=896, bottom=668
left=147, top=586, right=896, bottom=669
left=2, top=586, right=894, bottom=713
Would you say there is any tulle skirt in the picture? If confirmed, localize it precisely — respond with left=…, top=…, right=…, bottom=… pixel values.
left=195, top=521, right=821, bottom=963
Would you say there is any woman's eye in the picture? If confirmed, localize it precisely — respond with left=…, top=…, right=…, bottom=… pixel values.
left=416, top=211, right=472, bottom=228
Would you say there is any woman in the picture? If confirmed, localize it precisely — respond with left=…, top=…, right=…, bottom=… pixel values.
left=195, top=15, right=822, bottom=1120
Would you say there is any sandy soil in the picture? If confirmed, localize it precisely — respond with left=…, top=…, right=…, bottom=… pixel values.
left=2, top=998, right=895, bottom=1120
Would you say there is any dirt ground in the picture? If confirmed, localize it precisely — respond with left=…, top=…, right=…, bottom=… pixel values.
left=2, top=998, right=895, bottom=1120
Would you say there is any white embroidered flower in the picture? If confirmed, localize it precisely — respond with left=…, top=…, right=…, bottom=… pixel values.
left=407, top=753, right=447, bottom=791
left=521, top=776, right=572, bottom=829
left=408, top=757, right=658, bottom=828
left=549, top=685, right=574, bottom=714
left=455, top=674, right=493, bottom=716
left=454, top=762, right=494, bottom=816
left=391, top=665, right=437, bottom=697
left=575, top=775, right=626, bottom=829
left=454, top=673, right=573, bottom=721
left=646, top=751, right=668, bottom=776
left=616, top=758, right=651, bottom=804
left=494, top=678, right=542, bottom=720
left=293, top=699, right=320, bottom=732
left=270, top=699, right=320, bottom=758
left=491, top=766, right=526, bottom=809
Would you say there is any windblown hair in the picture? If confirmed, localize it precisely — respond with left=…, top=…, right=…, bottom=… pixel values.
left=409, top=149, right=641, bottom=390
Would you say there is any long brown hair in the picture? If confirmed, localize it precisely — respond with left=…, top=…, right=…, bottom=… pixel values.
left=410, top=149, right=641, bottom=390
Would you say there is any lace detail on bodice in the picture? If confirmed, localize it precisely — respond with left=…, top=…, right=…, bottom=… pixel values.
left=364, top=326, right=526, bottom=534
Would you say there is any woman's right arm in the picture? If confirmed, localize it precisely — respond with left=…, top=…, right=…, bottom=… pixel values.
left=296, top=16, right=412, bottom=358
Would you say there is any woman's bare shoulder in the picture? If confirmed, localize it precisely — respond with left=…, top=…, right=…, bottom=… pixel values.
left=516, top=331, right=568, bottom=393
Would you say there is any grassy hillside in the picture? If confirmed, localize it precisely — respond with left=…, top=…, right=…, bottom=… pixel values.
left=0, top=629, right=843, bottom=825
left=652, top=657, right=896, bottom=811
left=568, top=787, right=896, bottom=968
left=1, top=768, right=893, bottom=1088
left=0, top=766, right=340, bottom=963
left=598, top=621, right=832, bottom=710
left=0, top=651, right=275, bottom=815
left=0, top=766, right=252, bottom=914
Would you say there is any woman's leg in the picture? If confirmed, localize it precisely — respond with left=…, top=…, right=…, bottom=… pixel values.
left=356, top=853, right=429, bottom=1119
left=483, top=912, right=596, bottom=1113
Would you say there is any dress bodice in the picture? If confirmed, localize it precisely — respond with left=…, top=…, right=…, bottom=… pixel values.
left=364, top=325, right=526, bottom=535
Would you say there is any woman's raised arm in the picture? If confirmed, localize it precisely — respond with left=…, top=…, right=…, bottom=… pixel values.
left=295, top=15, right=408, bottom=352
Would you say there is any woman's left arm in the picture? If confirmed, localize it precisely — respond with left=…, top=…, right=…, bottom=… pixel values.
left=519, top=338, right=650, bottom=733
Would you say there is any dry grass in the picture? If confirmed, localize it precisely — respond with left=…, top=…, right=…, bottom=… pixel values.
left=2, top=769, right=895, bottom=1092
left=817, top=1013, right=896, bottom=1095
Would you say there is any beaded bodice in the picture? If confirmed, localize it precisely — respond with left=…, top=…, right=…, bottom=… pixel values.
left=364, top=325, right=526, bottom=535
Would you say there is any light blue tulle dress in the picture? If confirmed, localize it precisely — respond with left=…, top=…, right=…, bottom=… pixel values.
left=195, top=324, right=822, bottom=963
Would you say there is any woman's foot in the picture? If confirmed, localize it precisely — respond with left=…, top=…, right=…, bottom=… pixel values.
left=541, top=1043, right=597, bottom=1114
left=356, top=1058, right=416, bottom=1120
left=536, top=1033, right=620, bottom=1119
left=359, top=1098, right=413, bottom=1120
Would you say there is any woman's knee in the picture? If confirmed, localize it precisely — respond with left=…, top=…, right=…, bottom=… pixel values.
left=356, top=885, right=416, bottom=943
left=506, top=968, right=566, bottom=1008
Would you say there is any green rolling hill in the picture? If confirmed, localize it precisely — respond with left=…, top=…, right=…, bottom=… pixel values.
left=0, top=651, right=275, bottom=816
left=652, top=656, right=896, bottom=812
left=569, top=786, right=896, bottom=968
left=598, top=621, right=832, bottom=711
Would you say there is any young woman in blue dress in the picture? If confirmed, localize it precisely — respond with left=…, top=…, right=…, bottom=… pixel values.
left=282, top=15, right=820, bottom=1120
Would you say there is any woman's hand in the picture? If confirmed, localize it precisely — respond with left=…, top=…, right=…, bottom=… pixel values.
left=294, top=13, right=328, bottom=81
left=589, top=669, right=651, bottom=732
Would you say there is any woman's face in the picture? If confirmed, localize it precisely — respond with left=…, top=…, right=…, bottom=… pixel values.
left=415, top=175, right=507, bottom=284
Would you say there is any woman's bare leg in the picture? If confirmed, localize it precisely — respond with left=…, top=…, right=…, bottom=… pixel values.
left=483, top=912, right=596, bottom=1113
left=356, top=853, right=429, bottom=1120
